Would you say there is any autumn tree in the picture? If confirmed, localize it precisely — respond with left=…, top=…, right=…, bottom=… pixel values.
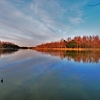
left=35, top=35, right=100, bottom=49
left=0, top=41, right=2, bottom=48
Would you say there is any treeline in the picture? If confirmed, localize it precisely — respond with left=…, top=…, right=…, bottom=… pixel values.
left=35, top=35, right=100, bottom=48
left=20, top=47, right=33, bottom=49
left=0, top=41, right=19, bottom=49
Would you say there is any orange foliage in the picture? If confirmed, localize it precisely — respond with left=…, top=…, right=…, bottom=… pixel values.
left=35, top=35, right=100, bottom=49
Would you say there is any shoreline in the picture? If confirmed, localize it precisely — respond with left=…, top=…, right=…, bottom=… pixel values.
left=34, top=48, right=100, bottom=51
left=0, top=48, right=19, bottom=50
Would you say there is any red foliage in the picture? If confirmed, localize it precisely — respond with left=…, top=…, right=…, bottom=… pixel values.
left=35, top=35, right=100, bottom=49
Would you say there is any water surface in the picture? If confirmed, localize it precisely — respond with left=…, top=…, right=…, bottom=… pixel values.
left=0, top=49, right=100, bottom=100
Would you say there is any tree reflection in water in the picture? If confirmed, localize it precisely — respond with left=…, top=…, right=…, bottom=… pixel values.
left=0, top=49, right=19, bottom=57
left=35, top=49, right=100, bottom=63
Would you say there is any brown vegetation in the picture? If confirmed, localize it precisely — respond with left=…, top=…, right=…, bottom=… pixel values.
left=35, top=35, right=100, bottom=50
left=0, top=41, right=19, bottom=49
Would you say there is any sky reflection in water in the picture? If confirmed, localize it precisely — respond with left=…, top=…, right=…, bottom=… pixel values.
left=0, top=50, right=100, bottom=100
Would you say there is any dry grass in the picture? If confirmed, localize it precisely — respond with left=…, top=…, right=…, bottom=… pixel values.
left=34, top=48, right=100, bottom=51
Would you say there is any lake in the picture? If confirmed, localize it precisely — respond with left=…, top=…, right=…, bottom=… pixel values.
left=0, top=49, right=100, bottom=100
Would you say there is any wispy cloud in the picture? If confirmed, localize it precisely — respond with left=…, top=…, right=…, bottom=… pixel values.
left=0, top=0, right=99, bottom=46
left=52, top=0, right=67, bottom=12
left=66, top=1, right=85, bottom=24
left=68, top=17, right=84, bottom=24
left=0, top=0, right=70, bottom=46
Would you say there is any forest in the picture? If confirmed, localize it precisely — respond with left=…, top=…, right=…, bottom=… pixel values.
left=0, top=41, right=19, bottom=49
left=35, top=35, right=100, bottom=49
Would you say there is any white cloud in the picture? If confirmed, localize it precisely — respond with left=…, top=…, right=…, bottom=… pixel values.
left=68, top=17, right=84, bottom=24
left=0, top=0, right=90, bottom=46
left=0, top=0, right=71, bottom=46
left=66, top=0, right=86, bottom=25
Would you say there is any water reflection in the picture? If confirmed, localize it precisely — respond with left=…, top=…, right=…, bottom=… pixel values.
left=1, top=78, right=3, bottom=83
left=0, top=50, right=100, bottom=100
left=0, top=49, right=19, bottom=56
left=35, top=49, right=100, bottom=63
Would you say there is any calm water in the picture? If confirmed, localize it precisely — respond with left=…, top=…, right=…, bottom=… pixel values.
left=0, top=49, right=100, bottom=100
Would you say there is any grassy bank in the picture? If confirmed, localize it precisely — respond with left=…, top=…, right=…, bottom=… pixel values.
left=34, top=48, right=100, bottom=51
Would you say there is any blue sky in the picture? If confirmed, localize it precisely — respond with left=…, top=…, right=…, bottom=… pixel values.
left=0, top=0, right=100, bottom=46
